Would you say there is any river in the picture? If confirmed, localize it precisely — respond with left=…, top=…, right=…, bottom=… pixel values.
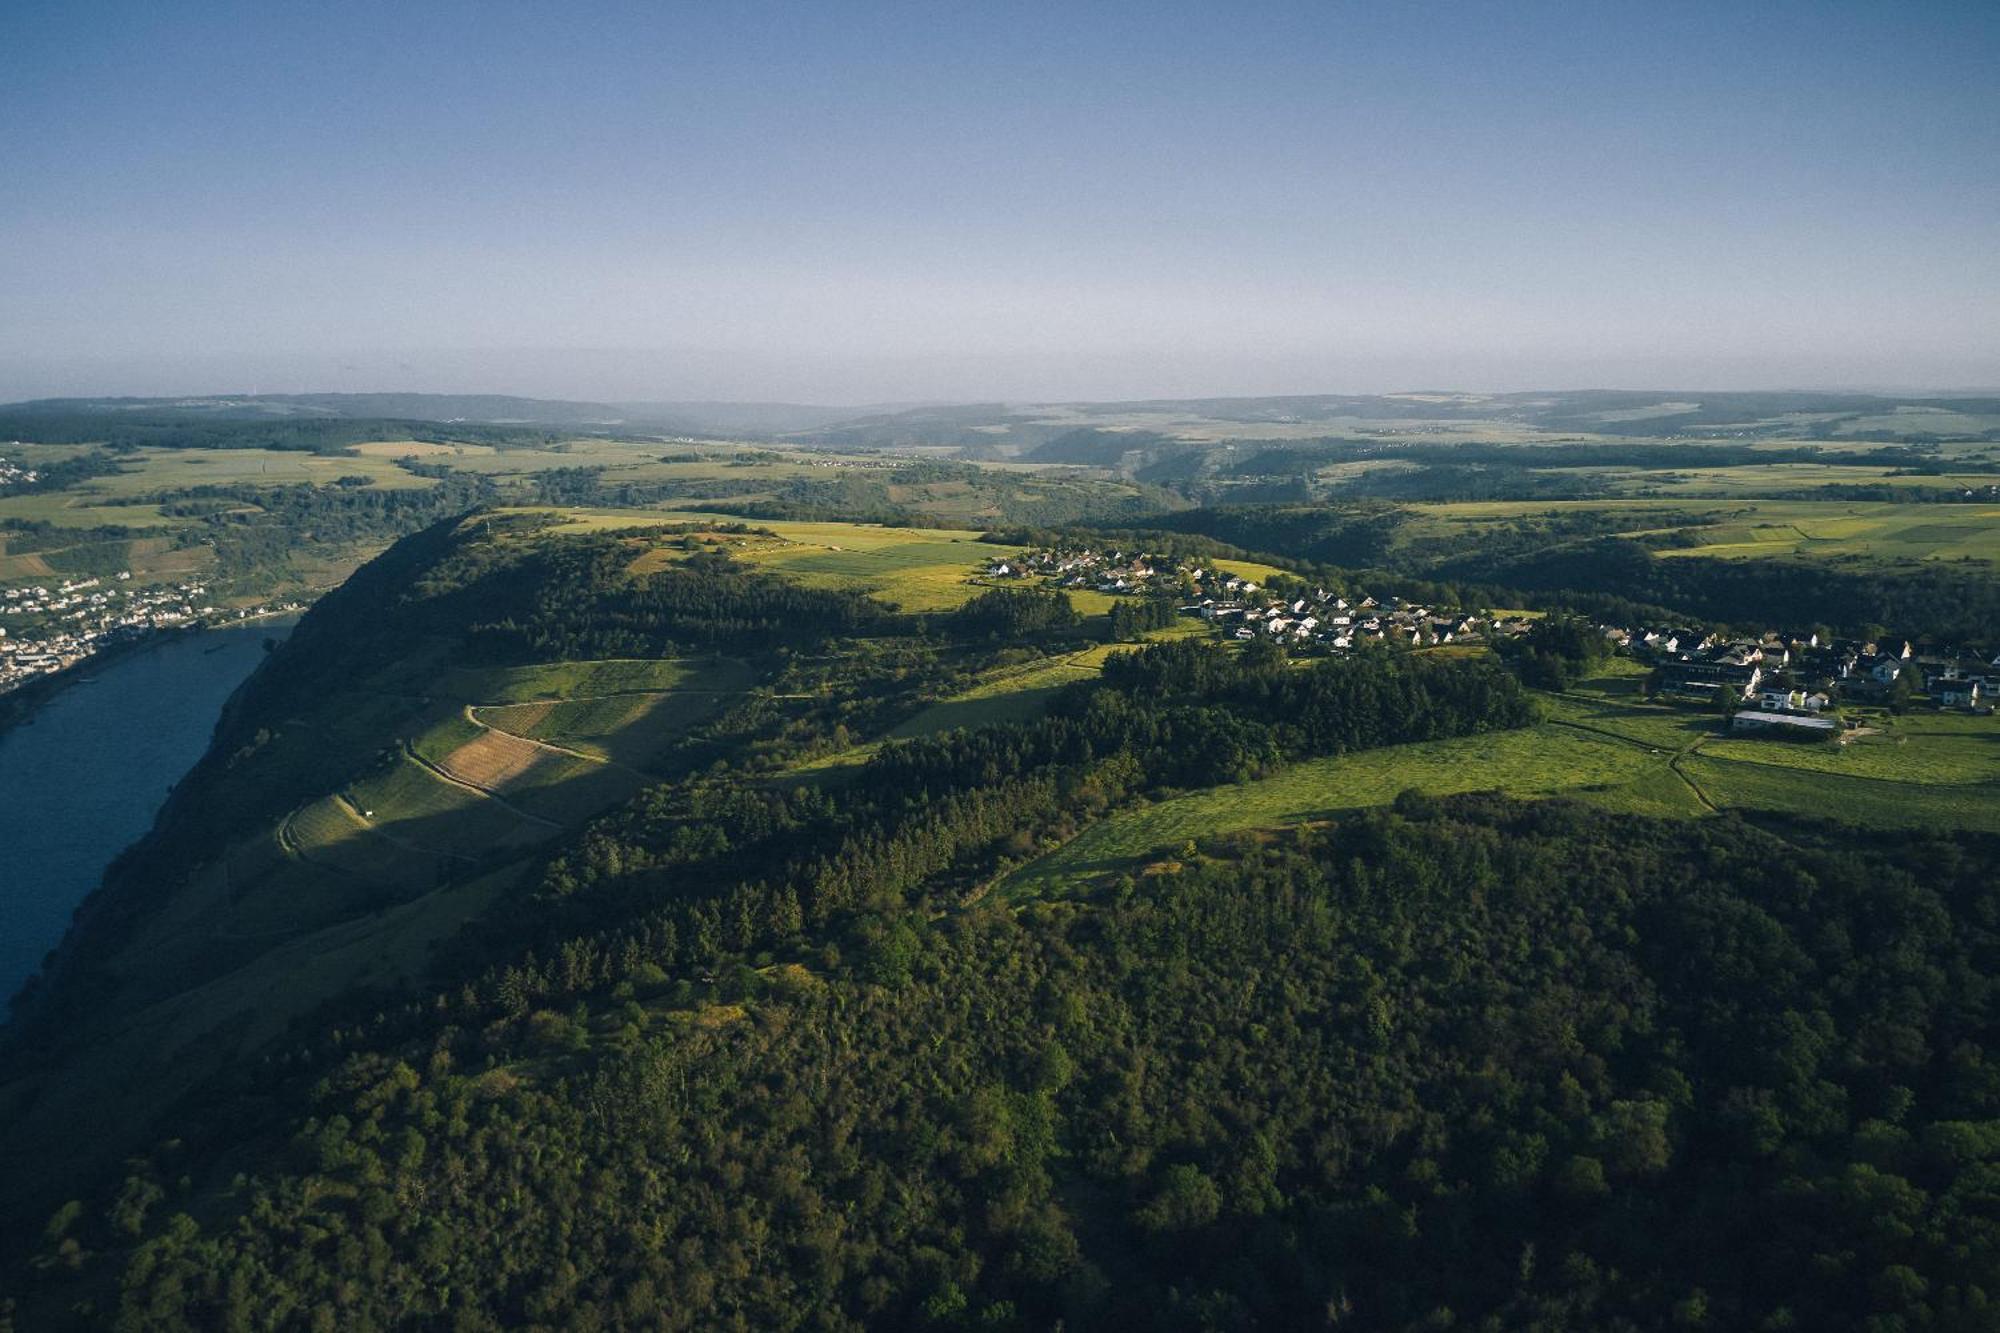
left=0, top=619, right=294, bottom=1004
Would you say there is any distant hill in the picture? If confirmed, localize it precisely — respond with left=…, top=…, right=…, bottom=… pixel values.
left=7, top=388, right=1999, bottom=453
left=782, top=389, right=2000, bottom=453
left=0, top=392, right=633, bottom=426
left=0, top=394, right=931, bottom=438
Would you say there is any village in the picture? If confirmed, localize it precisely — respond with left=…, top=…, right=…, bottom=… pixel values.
left=0, top=455, right=42, bottom=488
left=0, top=573, right=298, bottom=694
left=985, top=546, right=1508, bottom=653
left=1629, top=627, right=1997, bottom=736
left=986, top=545, right=1999, bottom=738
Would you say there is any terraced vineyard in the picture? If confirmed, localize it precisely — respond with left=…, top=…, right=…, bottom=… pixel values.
left=343, top=751, right=552, bottom=857
left=441, top=656, right=726, bottom=704
left=474, top=691, right=727, bottom=766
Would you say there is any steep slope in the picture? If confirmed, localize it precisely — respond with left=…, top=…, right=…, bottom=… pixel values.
left=0, top=511, right=896, bottom=1215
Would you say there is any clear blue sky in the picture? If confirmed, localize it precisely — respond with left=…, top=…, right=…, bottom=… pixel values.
left=2, top=0, right=1995, bottom=402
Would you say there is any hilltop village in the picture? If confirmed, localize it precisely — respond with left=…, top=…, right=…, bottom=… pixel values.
left=987, top=546, right=1508, bottom=651
left=0, top=574, right=298, bottom=694
left=988, top=545, right=1999, bottom=731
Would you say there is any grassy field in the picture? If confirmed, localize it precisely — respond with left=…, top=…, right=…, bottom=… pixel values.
left=1681, top=755, right=2000, bottom=834
left=0, top=529, right=214, bottom=581
left=0, top=494, right=186, bottom=529
left=1656, top=502, right=2000, bottom=564
left=522, top=505, right=1308, bottom=616
left=440, top=656, right=737, bottom=703
left=347, top=440, right=498, bottom=460
left=1000, top=724, right=1678, bottom=900
left=673, top=513, right=1019, bottom=612
left=997, top=657, right=2000, bottom=899
left=1409, top=497, right=2000, bottom=568
left=1702, top=712, right=2000, bottom=785
left=513, top=505, right=1033, bottom=612
left=887, top=650, right=1115, bottom=742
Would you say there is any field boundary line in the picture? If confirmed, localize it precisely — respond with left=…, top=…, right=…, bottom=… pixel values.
left=1669, top=739, right=1719, bottom=813
left=334, top=792, right=482, bottom=861
left=399, top=742, right=564, bottom=830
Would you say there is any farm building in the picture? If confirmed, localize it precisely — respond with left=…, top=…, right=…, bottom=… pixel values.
left=1730, top=711, right=1839, bottom=739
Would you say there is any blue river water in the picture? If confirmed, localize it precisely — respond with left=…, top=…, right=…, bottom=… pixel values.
left=0, top=619, right=293, bottom=1004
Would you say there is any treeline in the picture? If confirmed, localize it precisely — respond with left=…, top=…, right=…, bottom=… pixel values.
left=1045, top=504, right=1997, bottom=647
left=34, top=798, right=2000, bottom=1331
left=0, top=449, right=129, bottom=494
left=981, top=524, right=1261, bottom=565
left=1492, top=613, right=1618, bottom=690
left=701, top=465, right=1180, bottom=531
left=1333, top=462, right=1614, bottom=501
left=1764, top=483, right=2000, bottom=504
left=0, top=411, right=569, bottom=455
left=1221, top=439, right=1938, bottom=473
left=946, top=586, right=1082, bottom=640
left=461, top=544, right=897, bottom=662
left=1107, top=596, right=1177, bottom=640
left=1142, top=502, right=1694, bottom=574
left=1458, top=538, right=2000, bottom=645
left=148, top=477, right=498, bottom=582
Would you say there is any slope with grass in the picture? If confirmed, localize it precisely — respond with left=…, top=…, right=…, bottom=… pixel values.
left=998, top=658, right=2000, bottom=900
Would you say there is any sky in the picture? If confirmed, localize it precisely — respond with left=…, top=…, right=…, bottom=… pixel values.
left=2, top=0, right=1996, bottom=404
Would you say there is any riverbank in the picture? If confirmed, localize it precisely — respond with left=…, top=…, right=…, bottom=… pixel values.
left=0, top=606, right=300, bottom=741
left=0, top=616, right=299, bottom=1008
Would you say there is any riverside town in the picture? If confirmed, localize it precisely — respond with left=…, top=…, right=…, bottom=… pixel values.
left=0, top=573, right=298, bottom=694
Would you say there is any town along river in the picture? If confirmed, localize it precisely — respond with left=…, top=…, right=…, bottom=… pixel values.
left=0, top=618, right=294, bottom=1004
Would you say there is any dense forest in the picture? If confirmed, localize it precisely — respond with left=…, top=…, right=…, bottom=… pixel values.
left=15, top=799, right=2000, bottom=1331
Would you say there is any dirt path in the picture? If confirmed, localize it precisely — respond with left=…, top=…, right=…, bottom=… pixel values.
left=1668, top=737, right=1719, bottom=812
left=336, top=791, right=489, bottom=857
left=459, top=704, right=664, bottom=782
left=463, top=704, right=610, bottom=764
left=1545, top=708, right=1720, bottom=813
left=400, top=742, right=564, bottom=830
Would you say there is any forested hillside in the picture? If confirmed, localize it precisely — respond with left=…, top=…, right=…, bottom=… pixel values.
left=20, top=803, right=2000, bottom=1331
left=6, top=514, right=2000, bottom=1332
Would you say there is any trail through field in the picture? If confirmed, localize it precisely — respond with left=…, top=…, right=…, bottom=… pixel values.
left=1545, top=693, right=1720, bottom=813
left=1667, top=739, right=1719, bottom=812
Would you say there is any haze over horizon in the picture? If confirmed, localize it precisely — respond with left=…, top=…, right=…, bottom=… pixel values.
left=4, top=0, right=1996, bottom=404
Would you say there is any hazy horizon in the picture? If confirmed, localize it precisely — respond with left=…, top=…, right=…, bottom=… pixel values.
left=9, top=358, right=2000, bottom=413
left=4, top=1, right=1996, bottom=403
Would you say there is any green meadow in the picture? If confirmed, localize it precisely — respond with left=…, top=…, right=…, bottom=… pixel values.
left=1000, top=723, right=1664, bottom=900
left=996, top=658, right=2000, bottom=899
left=1410, top=497, right=2000, bottom=568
